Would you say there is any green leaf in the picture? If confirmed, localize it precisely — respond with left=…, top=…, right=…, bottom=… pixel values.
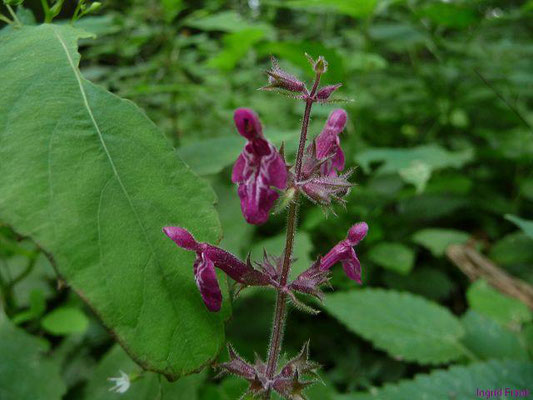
left=382, top=268, right=454, bottom=301
left=323, top=289, right=465, bottom=364
left=41, top=307, right=89, bottom=336
left=368, top=242, right=415, bottom=275
left=183, top=11, right=272, bottom=35
left=467, top=280, right=532, bottom=327
left=283, top=0, right=377, bottom=18
left=0, top=313, right=66, bottom=400
left=411, top=228, right=470, bottom=257
left=355, top=145, right=473, bottom=192
left=83, top=345, right=204, bottom=400
left=489, top=232, right=533, bottom=266
left=209, top=29, right=264, bottom=71
left=339, top=360, right=533, bottom=400
left=397, top=160, right=431, bottom=193
left=505, top=214, right=533, bottom=239
left=0, top=24, right=225, bottom=379
left=161, top=0, right=183, bottom=22
left=461, top=311, right=528, bottom=361
left=417, top=3, right=477, bottom=29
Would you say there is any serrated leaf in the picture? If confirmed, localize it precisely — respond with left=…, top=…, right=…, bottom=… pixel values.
left=461, top=311, right=527, bottom=361
left=467, top=280, right=532, bottom=327
left=411, top=228, right=470, bottom=257
left=382, top=268, right=454, bottom=301
left=368, top=242, right=415, bottom=275
left=323, top=289, right=465, bottom=364
left=83, top=345, right=204, bottom=400
left=0, top=312, right=66, bottom=400
left=0, top=24, right=225, bottom=379
left=338, top=360, right=533, bottom=400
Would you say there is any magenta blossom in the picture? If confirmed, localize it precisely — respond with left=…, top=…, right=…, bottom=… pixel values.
left=163, top=227, right=267, bottom=312
left=319, top=222, right=368, bottom=283
left=314, top=109, right=347, bottom=177
left=232, top=108, right=287, bottom=225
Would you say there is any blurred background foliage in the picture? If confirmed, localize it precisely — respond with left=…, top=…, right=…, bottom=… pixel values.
left=1, top=0, right=533, bottom=398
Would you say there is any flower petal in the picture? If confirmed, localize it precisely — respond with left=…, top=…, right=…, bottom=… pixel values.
left=232, top=153, right=246, bottom=183
left=319, top=242, right=349, bottom=271
left=234, top=108, right=262, bottom=140
left=194, top=253, right=222, bottom=312
left=267, top=149, right=288, bottom=190
left=341, top=248, right=362, bottom=283
left=348, top=222, right=368, bottom=245
left=163, top=226, right=199, bottom=251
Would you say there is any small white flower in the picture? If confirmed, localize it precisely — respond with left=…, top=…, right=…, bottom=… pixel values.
left=108, top=370, right=130, bottom=394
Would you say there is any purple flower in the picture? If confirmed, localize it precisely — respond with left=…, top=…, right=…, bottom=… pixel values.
left=163, top=227, right=267, bottom=312
left=232, top=108, right=288, bottom=225
left=314, top=109, right=347, bottom=177
left=319, top=222, right=368, bottom=283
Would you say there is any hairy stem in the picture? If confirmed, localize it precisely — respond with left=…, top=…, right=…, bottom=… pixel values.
left=264, top=72, right=322, bottom=394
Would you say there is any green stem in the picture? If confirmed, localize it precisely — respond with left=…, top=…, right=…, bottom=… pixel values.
left=5, top=4, right=20, bottom=26
left=41, top=0, right=51, bottom=23
left=0, top=14, right=13, bottom=24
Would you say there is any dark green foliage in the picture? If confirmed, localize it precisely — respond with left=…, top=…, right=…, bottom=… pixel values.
left=1, top=0, right=532, bottom=399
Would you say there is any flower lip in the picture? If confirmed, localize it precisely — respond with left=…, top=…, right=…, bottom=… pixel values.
left=327, top=109, right=348, bottom=131
left=234, top=108, right=262, bottom=140
left=162, top=226, right=200, bottom=251
left=348, top=222, right=368, bottom=244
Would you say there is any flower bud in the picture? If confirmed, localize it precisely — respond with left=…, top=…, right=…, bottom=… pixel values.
left=316, top=84, right=342, bottom=101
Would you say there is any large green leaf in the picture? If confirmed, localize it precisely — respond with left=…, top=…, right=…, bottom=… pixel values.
left=338, top=360, right=533, bottom=400
left=83, top=345, right=204, bottom=399
left=323, top=289, right=466, bottom=364
left=0, top=313, right=66, bottom=400
left=0, top=24, right=225, bottom=379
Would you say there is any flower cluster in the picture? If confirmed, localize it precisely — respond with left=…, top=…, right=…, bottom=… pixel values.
left=216, top=342, right=319, bottom=398
left=161, top=55, right=368, bottom=400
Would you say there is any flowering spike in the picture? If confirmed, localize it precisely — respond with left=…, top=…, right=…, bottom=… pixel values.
left=319, top=222, right=369, bottom=282
left=163, top=227, right=271, bottom=311
left=232, top=108, right=288, bottom=225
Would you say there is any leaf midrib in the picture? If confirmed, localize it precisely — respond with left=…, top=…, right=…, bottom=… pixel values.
left=51, top=25, right=182, bottom=371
